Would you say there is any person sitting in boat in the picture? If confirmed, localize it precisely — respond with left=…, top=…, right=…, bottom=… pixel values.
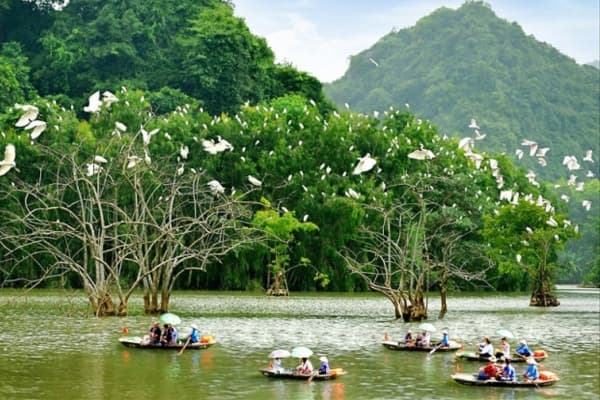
left=273, top=357, right=285, bottom=373
left=415, top=332, right=423, bottom=347
left=318, top=356, right=330, bottom=375
left=169, top=324, right=178, bottom=344
left=188, top=324, right=200, bottom=344
left=515, top=339, right=532, bottom=358
left=296, top=357, right=313, bottom=375
left=477, top=356, right=500, bottom=380
left=404, top=330, right=414, bottom=346
left=149, top=321, right=161, bottom=345
left=495, top=337, right=510, bottom=359
left=438, top=330, right=450, bottom=348
left=478, top=336, right=494, bottom=358
left=422, top=331, right=431, bottom=347
left=522, top=357, right=539, bottom=381
left=161, top=324, right=172, bottom=345
left=500, top=358, right=516, bottom=382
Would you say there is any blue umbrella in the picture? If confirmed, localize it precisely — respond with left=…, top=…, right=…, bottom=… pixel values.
left=159, top=313, right=181, bottom=326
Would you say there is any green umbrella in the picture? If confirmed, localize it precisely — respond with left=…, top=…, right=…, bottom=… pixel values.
left=159, top=313, right=181, bottom=326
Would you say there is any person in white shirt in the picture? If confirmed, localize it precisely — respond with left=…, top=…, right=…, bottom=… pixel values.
left=478, top=336, right=494, bottom=358
left=296, top=357, right=313, bottom=374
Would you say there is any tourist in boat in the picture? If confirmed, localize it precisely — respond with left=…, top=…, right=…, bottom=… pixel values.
left=273, top=357, right=285, bottom=373
left=477, top=356, right=500, bottom=380
left=169, top=324, right=178, bottom=344
left=161, top=324, right=172, bottom=345
left=415, top=332, right=423, bottom=347
left=495, top=337, right=510, bottom=359
left=188, top=324, right=200, bottom=343
left=515, top=339, right=532, bottom=358
left=478, top=336, right=494, bottom=358
left=522, top=357, right=539, bottom=381
left=500, top=358, right=516, bottom=382
left=296, top=357, right=313, bottom=375
left=149, top=321, right=161, bottom=345
left=438, top=330, right=450, bottom=348
left=404, top=330, right=414, bottom=346
left=318, top=356, right=330, bottom=375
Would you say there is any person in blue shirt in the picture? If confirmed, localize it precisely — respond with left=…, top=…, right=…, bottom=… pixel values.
left=515, top=339, right=532, bottom=358
left=439, top=330, right=450, bottom=348
left=523, top=357, right=539, bottom=380
left=188, top=324, right=200, bottom=343
left=500, top=358, right=516, bottom=382
left=318, top=356, right=330, bottom=375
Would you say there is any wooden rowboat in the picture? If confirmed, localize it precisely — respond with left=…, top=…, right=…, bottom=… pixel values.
left=118, top=336, right=216, bottom=350
left=259, top=368, right=346, bottom=380
left=451, top=372, right=559, bottom=387
left=455, top=351, right=547, bottom=363
left=382, top=340, right=462, bottom=352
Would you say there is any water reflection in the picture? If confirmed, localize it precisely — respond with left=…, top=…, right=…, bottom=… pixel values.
left=0, top=289, right=598, bottom=399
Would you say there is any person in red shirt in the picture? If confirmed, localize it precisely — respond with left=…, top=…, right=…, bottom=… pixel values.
left=477, top=357, right=500, bottom=380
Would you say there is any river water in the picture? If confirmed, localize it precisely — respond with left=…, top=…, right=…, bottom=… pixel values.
left=0, top=286, right=598, bottom=400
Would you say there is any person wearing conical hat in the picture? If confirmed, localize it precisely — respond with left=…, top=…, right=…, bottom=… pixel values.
left=318, top=356, right=330, bottom=375
left=523, top=357, right=539, bottom=381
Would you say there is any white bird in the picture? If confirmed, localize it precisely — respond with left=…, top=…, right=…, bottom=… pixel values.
left=94, top=155, right=108, bottom=164
left=86, top=162, right=102, bottom=177
left=345, top=188, right=360, bottom=199
left=24, top=120, right=47, bottom=140
left=352, top=153, right=377, bottom=175
left=536, top=147, right=550, bottom=157
left=562, top=155, right=581, bottom=171
left=515, top=149, right=524, bottom=160
left=368, top=57, right=379, bottom=67
left=586, top=170, right=595, bottom=178
left=465, top=152, right=483, bottom=169
left=525, top=226, right=533, bottom=234
left=546, top=216, right=558, bottom=228
left=537, top=157, right=547, bottom=167
left=582, top=200, right=592, bottom=211
left=583, top=150, right=594, bottom=163
left=126, top=155, right=142, bottom=169
left=0, top=144, right=16, bottom=176
left=248, top=175, right=262, bottom=187
left=499, top=189, right=513, bottom=202
left=83, top=91, right=102, bottom=113
left=176, top=165, right=184, bottom=176
left=14, top=104, right=39, bottom=128
left=516, top=254, right=522, bottom=263
left=141, top=127, right=159, bottom=146
left=474, top=130, right=486, bottom=140
left=115, top=121, right=127, bottom=132
left=468, top=119, right=479, bottom=129
left=102, top=91, right=119, bottom=107
left=207, top=181, right=225, bottom=196
left=560, top=194, right=570, bottom=203
left=180, top=146, right=189, bottom=160
left=408, top=148, right=435, bottom=160
left=303, top=214, right=309, bottom=222
left=458, top=137, right=474, bottom=151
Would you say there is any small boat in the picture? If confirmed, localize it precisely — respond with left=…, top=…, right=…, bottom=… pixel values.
left=259, top=368, right=346, bottom=381
left=451, top=372, right=559, bottom=387
left=382, top=340, right=462, bottom=352
left=118, top=336, right=216, bottom=350
left=455, top=351, right=547, bottom=363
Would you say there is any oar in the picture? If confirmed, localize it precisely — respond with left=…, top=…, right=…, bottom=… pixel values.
left=178, top=337, right=191, bottom=356
left=307, top=371, right=317, bottom=383
left=429, top=343, right=442, bottom=355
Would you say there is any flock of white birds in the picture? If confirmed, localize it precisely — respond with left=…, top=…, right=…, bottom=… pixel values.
left=1, top=91, right=595, bottom=241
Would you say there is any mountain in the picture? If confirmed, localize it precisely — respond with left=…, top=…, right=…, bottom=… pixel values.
left=587, top=60, right=600, bottom=69
left=325, top=1, right=599, bottom=180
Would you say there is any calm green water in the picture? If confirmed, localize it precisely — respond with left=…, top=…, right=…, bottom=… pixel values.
left=0, top=286, right=598, bottom=400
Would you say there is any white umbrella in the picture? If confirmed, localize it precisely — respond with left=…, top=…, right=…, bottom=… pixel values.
left=496, top=328, right=515, bottom=339
left=159, top=313, right=181, bottom=326
left=418, top=323, right=436, bottom=332
left=291, top=346, right=313, bottom=358
left=268, top=349, right=291, bottom=359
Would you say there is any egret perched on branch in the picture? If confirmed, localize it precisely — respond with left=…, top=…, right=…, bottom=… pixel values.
left=248, top=175, right=262, bottom=187
left=468, top=118, right=480, bottom=129
left=14, top=104, right=39, bottom=127
left=207, top=180, right=225, bottom=195
left=0, top=144, right=16, bottom=176
left=83, top=91, right=102, bottom=113
left=583, top=150, right=594, bottom=163
left=352, top=153, right=376, bottom=175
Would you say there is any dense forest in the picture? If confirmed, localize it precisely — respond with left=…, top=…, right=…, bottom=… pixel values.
left=325, top=1, right=599, bottom=284
left=0, top=0, right=596, bottom=316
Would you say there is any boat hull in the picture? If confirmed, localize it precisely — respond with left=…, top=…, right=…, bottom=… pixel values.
left=451, top=373, right=558, bottom=387
left=259, top=368, right=346, bottom=380
left=118, top=337, right=215, bottom=350
left=382, top=340, right=461, bottom=352
left=455, top=351, right=547, bottom=363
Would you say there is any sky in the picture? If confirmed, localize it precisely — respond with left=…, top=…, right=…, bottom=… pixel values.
left=232, top=0, right=600, bottom=82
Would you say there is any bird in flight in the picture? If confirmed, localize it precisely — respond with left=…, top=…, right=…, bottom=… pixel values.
left=0, top=144, right=16, bottom=176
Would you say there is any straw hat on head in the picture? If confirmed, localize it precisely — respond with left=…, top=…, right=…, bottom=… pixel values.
left=319, top=356, right=328, bottom=363
left=442, top=330, right=448, bottom=334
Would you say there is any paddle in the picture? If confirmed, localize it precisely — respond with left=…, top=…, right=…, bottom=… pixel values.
left=429, top=343, right=442, bottom=355
left=307, top=371, right=318, bottom=383
left=178, top=337, right=191, bottom=356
